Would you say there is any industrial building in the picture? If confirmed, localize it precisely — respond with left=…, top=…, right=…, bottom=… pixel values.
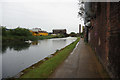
left=52, top=29, right=66, bottom=35
left=30, top=28, right=48, bottom=36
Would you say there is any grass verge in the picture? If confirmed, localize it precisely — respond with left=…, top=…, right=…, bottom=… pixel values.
left=2, top=35, right=65, bottom=42
left=19, top=37, right=80, bottom=78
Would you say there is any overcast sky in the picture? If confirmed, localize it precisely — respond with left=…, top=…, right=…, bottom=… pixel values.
left=0, top=0, right=84, bottom=33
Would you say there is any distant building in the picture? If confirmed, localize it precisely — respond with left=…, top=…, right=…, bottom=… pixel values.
left=53, top=29, right=66, bottom=35
left=30, top=28, right=48, bottom=36
left=32, top=28, right=41, bottom=32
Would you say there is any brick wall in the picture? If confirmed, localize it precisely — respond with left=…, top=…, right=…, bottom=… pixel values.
left=89, top=2, right=120, bottom=78
left=108, top=2, right=120, bottom=78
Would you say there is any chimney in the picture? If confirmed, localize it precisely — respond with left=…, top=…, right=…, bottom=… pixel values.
left=79, top=24, right=81, bottom=33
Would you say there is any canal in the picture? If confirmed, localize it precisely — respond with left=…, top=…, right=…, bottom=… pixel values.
left=1, top=37, right=77, bottom=78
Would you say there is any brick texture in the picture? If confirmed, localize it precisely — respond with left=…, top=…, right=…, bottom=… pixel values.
left=88, top=2, right=120, bottom=78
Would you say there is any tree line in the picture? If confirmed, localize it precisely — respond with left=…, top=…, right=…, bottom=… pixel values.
left=2, top=27, right=39, bottom=42
left=2, top=27, right=32, bottom=37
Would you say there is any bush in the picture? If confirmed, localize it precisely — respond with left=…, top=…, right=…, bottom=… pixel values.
left=69, top=32, right=77, bottom=37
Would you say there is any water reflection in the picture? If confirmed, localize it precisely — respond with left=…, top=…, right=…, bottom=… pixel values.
left=31, top=41, right=39, bottom=45
left=2, top=41, right=30, bottom=53
left=52, top=38, right=67, bottom=49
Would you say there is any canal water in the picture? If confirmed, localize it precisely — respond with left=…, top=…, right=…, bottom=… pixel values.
left=1, top=37, right=77, bottom=78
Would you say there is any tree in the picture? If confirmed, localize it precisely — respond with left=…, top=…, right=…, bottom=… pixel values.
left=78, top=1, right=85, bottom=20
left=69, top=32, right=77, bottom=37
left=2, top=27, right=7, bottom=36
left=11, top=27, right=32, bottom=36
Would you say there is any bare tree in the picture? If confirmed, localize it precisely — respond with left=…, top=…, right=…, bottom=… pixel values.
left=78, top=0, right=85, bottom=21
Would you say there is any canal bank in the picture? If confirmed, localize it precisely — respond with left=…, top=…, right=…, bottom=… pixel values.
left=17, top=37, right=80, bottom=78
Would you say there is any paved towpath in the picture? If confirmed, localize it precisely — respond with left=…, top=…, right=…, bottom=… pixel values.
left=50, top=39, right=109, bottom=78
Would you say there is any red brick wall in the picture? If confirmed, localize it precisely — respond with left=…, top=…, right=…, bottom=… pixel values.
left=108, top=2, right=120, bottom=78
left=89, top=2, right=107, bottom=64
left=89, top=2, right=120, bottom=78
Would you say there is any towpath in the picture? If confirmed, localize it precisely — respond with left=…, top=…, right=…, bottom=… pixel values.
left=50, top=39, right=109, bottom=78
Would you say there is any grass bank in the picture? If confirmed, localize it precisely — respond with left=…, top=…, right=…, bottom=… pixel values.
left=2, top=35, right=65, bottom=42
left=19, top=37, right=80, bottom=78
